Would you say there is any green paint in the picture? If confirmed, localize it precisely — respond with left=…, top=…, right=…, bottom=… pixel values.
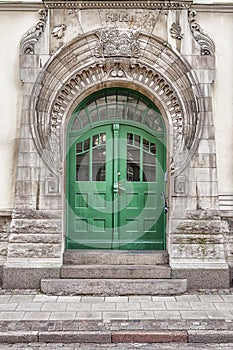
left=66, top=88, right=166, bottom=250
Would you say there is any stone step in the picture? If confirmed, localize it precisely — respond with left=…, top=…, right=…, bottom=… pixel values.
left=61, top=265, right=171, bottom=279
left=41, top=278, right=187, bottom=295
left=63, top=250, right=169, bottom=266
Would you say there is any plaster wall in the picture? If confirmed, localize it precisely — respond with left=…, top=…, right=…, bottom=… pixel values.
left=197, top=11, right=233, bottom=194
left=0, top=10, right=38, bottom=210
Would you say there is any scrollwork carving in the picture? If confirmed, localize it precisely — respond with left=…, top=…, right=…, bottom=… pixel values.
left=95, top=29, right=141, bottom=58
left=188, top=10, right=215, bottom=56
left=20, top=9, right=48, bottom=55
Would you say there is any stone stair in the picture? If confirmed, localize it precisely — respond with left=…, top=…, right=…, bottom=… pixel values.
left=41, top=250, right=187, bottom=295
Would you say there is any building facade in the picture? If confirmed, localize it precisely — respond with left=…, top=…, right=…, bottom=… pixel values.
left=0, top=0, right=233, bottom=290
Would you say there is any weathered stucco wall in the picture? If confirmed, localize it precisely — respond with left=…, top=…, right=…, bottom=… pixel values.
left=197, top=11, right=233, bottom=194
left=0, top=10, right=38, bottom=210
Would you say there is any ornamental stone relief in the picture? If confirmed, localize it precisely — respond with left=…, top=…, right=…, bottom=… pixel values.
left=188, top=10, right=215, bottom=55
left=28, top=30, right=202, bottom=177
left=51, top=24, right=67, bottom=39
left=170, top=23, right=183, bottom=40
left=95, top=29, right=141, bottom=58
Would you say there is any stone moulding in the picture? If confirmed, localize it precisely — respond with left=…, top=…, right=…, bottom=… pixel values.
left=188, top=10, right=215, bottom=55
left=44, top=0, right=192, bottom=10
left=29, top=30, right=203, bottom=177
left=20, top=9, right=48, bottom=55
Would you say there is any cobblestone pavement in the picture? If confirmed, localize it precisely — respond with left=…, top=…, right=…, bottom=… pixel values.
left=1, top=343, right=233, bottom=349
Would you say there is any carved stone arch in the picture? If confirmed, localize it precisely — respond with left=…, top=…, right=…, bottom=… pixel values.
left=30, top=29, right=203, bottom=176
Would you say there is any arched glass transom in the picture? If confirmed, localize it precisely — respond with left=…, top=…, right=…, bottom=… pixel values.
left=69, top=88, right=165, bottom=135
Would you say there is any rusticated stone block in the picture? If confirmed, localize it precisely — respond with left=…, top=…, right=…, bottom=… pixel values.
left=172, top=243, right=225, bottom=260
left=171, top=210, right=220, bottom=221
left=0, top=216, right=11, bottom=233
left=11, top=219, right=62, bottom=234
left=9, top=233, right=61, bottom=244
left=0, top=242, right=8, bottom=257
left=112, top=331, right=187, bottom=343
left=13, top=210, right=62, bottom=220
left=174, top=219, right=223, bottom=235
left=8, top=243, right=61, bottom=258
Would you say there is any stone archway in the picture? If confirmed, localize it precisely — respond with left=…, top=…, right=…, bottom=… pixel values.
left=3, top=4, right=229, bottom=289
left=30, top=29, right=202, bottom=177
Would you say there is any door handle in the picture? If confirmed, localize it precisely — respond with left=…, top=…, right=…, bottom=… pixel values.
left=161, top=192, right=168, bottom=214
left=118, top=182, right=126, bottom=195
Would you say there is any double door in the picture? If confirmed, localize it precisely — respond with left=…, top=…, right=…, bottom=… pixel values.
left=67, top=123, right=166, bottom=249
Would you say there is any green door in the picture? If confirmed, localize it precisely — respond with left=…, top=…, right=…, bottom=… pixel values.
left=66, top=88, right=166, bottom=250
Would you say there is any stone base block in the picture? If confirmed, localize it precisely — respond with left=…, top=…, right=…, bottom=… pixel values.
left=172, top=268, right=230, bottom=290
left=3, top=267, right=60, bottom=289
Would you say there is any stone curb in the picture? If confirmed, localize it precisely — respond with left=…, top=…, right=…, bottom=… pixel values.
left=0, top=330, right=187, bottom=344
left=0, top=331, right=38, bottom=343
left=1, top=330, right=233, bottom=344
left=111, top=331, right=187, bottom=343
left=188, top=330, right=233, bottom=343
left=39, top=331, right=111, bottom=343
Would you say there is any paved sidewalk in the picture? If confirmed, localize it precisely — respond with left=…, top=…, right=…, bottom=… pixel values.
left=1, top=293, right=233, bottom=322
left=1, top=289, right=233, bottom=345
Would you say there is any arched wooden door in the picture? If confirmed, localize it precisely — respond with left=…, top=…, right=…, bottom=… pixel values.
left=66, top=88, right=166, bottom=250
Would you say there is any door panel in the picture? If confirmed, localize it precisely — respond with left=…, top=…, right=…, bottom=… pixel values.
left=67, top=123, right=165, bottom=250
left=68, top=125, right=114, bottom=249
left=117, top=126, right=165, bottom=249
